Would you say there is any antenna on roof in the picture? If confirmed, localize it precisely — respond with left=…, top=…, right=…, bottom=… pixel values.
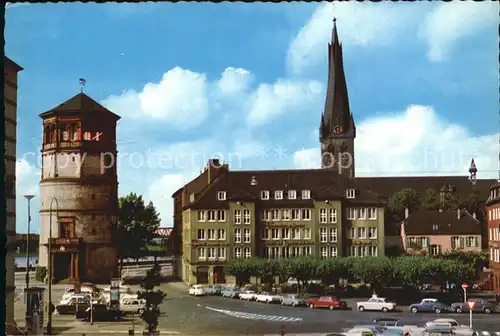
left=79, top=78, right=86, bottom=93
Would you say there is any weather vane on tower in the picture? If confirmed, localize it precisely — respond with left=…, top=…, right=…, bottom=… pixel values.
left=79, top=78, right=86, bottom=93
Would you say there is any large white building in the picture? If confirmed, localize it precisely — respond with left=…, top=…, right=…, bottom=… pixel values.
left=4, top=56, right=23, bottom=332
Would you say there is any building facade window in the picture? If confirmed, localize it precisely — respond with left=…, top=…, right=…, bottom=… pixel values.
left=347, top=208, right=356, bottom=220
left=301, top=209, right=311, bottom=221
left=329, top=228, right=337, bottom=242
left=302, top=246, right=312, bottom=256
left=330, top=246, right=338, bottom=257
left=320, top=228, right=328, bottom=243
left=303, top=228, right=311, bottom=239
left=208, top=210, right=216, bottom=221
left=281, top=209, right=290, bottom=221
left=217, top=210, right=226, bottom=222
left=319, top=209, right=328, bottom=223
left=198, top=247, right=206, bottom=260
left=292, top=209, right=300, bottom=220
left=329, top=209, right=337, bottom=223
left=243, top=210, right=251, bottom=224
left=208, top=229, right=216, bottom=240
left=346, top=189, right=355, bottom=199
left=272, top=228, right=280, bottom=240
left=244, top=228, right=251, bottom=243
left=368, top=208, right=377, bottom=220
left=275, top=190, right=283, bottom=200
left=321, top=246, right=328, bottom=258
left=293, top=227, right=301, bottom=240
left=261, top=190, right=270, bottom=200
left=281, top=228, right=290, bottom=240
left=208, top=247, right=216, bottom=259
left=466, top=236, right=478, bottom=247
left=358, top=208, right=367, bottom=220
left=430, top=244, right=441, bottom=255
left=234, top=247, right=242, bottom=258
left=261, top=229, right=269, bottom=240
left=244, top=248, right=251, bottom=259
left=288, top=190, right=296, bottom=199
left=218, top=247, right=226, bottom=260
left=234, top=210, right=241, bottom=224
left=302, top=190, right=311, bottom=199
left=357, top=227, right=367, bottom=239
left=272, top=209, right=280, bottom=221
left=217, top=229, right=226, bottom=240
left=197, top=229, right=205, bottom=240
left=368, top=228, right=377, bottom=239
left=234, top=228, right=241, bottom=243
left=217, top=191, right=226, bottom=200
left=197, top=210, right=206, bottom=222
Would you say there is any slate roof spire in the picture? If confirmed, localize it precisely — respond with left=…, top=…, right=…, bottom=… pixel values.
left=320, top=18, right=355, bottom=139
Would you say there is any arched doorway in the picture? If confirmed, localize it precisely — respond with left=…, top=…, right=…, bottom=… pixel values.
left=213, top=266, right=225, bottom=284
left=196, top=266, right=209, bottom=284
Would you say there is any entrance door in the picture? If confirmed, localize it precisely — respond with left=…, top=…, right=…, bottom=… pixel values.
left=196, top=266, right=209, bottom=284
left=54, top=253, right=71, bottom=282
left=213, top=266, right=225, bottom=284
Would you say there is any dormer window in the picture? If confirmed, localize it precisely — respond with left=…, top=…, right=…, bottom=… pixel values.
left=217, top=191, right=226, bottom=201
left=302, top=190, right=311, bottom=200
left=274, top=190, right=283, bottom=200
left=346, top=189, right=355, bottom=199
left=432, top=224, right=439, bottom=231
left=260, top=190, right=270, bottom=200
left=288, top=190, right=296, bottom=199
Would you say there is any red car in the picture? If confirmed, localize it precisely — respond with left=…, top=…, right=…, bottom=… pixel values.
left=307, top=295, right=347, bottom=310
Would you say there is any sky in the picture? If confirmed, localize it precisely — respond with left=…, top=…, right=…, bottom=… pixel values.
left=6, top=2, right=499, bottom=233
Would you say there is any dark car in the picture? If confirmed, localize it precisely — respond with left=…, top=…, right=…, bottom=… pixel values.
left=450, top=298, right=497, bottom=314
left=408, top=298, right=448, bottom=314
left=56, top=296, right=90, bottom=315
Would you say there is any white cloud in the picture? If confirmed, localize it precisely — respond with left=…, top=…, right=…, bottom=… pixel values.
left=287, top=2, right=418, bottom=74
left=217, top=67, right=253, bottom=96
left=294, top=105, right=499, bottom=178
left=102, top=67, right=209, bottom=129
left=247, top=79, right=323, bottom=125
left=419, top=2, right=498, bottom=62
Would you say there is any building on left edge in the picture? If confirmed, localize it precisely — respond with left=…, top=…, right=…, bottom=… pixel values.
left=487, top=181, right=500, bottom=294
left=4, top=56, right=23, bottom=332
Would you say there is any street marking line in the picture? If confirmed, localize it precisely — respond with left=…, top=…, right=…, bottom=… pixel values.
left=204, top=306, right=303, bottom=322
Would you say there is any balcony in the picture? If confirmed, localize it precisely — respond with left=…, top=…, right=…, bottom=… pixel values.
left=49, top=237, right=83, bottom=245
left=351, top=239, right=377, bottom=245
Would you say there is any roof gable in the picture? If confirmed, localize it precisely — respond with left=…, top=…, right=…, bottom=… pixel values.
left=404, top=209, right=481, bottom=236
left=39, top=93, right=121, bottom=120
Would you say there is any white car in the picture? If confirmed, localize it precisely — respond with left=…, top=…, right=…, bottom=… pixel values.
left=120, top=298, right=146, bottom=314
left=357, top=296, right=396, bottom=312
left=188, top=285, right=205, bottom=296
left=255, top=291, right=282, bottom=304
left=426, top=319, right=474, bottom=335
left=239, top=290, right=257, bottom=301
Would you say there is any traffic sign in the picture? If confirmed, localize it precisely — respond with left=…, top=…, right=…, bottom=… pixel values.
left=466, top=301, right=476, bottom=310
left=461, top=283, right=468, bottom=289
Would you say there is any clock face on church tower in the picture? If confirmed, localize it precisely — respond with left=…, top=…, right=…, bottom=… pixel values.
left=333, top=125, right=343, bottom=134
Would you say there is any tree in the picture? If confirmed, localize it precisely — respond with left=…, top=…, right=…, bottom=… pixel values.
left=117, top=193, right=161, bottom=272
left=279, top=256, right=317, bottom=292
left=138, top=262, right=167, bottom=334
left=421, top=189, right=440, bottom=210
left=348, top=257, right=394, bottom=292
left=387, top=188, right=421, bottom=222
left=224, top=258, right=259, bottom=287
left=392, top=255, right=429, bottom=289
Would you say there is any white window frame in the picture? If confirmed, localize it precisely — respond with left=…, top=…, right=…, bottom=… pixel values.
left=234, top=247, right=242, bottom=259
left=368, top=208, right=377, bottom=220
left=243, top=247, right=251, bottom=259
left=330, top=246, right=338, bottom=257
left=369, top=246, right=378, bottom=257
left=208, top=210, right=216, bottom=222
left=293, top=227, right=301, bottom=240
left=217, top=210, right=226, bottom=222
left=329, top=228, right=337, bottom=242
left=243, top=228, right=251, bottom=243
left=208, top=229, right=216, bottom=240
left=197, top=229, right=206, bottom=240
left=358, top=208, right=367, bottom=220
left=234, top=210, right=241, bottom=224
left=260, top=190, right=270, bottom=200
left=197, top=210, right=206, bottom=222
left=274, top=190, right=283, bottom=200
left=217, top=191, right=227, bottom=201
left=358, top=227, right=367, bottom=239
left=217, top=229, right=226, bottom=240
left=261, top=229, right=269, bottom=240
left=346, top=189, right=355, bottom=199
left=198, top=247, right=206, bottom=260
left=301, top=209, right=311, bottom=221
left=291, top=209, right=301, bottom=220
left=208, top=247, right=216, bottom=260
left=303, top=228, right=311, bottom=239
left=281, top=209, right=290, bottom=221
left=272, top=209, right=280, bottom=221
left=329, top=209, right=337, bottom=223
left=288, top=190, right=297, bottom=199
left=218, top=247, right=226, bottom=260
left=302, top=190, right=311, bottom=200
left=368, top=228, right=377, bottom=240
left=347, top=208, right=356, bottom=220
left=234, top=228, right=241, bottom=243
left=272, top=228, right=280, bottom=240
left=467, top=236, right=478, bottom=247
left=281, top=228, right=290, bottom=240
left=320, top=246, right=328, bottom=258
left=243, top=209, right=251, bottom=224
left=319, top=209, right=328, bottom=223
left=320, top=228, right=328, bottom=243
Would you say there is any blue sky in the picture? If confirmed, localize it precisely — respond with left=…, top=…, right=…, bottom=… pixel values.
left=7, top=2, right=499, bottom=233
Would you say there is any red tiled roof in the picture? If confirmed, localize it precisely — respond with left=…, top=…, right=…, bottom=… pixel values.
left=404, top=209, right=481, bottom=235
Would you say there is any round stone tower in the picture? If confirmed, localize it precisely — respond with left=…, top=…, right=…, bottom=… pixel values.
left=38, top=92, right=120, bottom=284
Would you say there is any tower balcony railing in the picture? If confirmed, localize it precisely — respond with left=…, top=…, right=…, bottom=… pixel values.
left=48, top=237, right=83, bottom=245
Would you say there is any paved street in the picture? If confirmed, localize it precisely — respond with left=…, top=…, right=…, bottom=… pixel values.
left=13, top=276, right=500, bottom=335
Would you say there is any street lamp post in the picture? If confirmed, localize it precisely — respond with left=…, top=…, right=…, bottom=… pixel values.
left=47, top=197, right=59, bottom=335
left=24, top=195, right=35, bottom=290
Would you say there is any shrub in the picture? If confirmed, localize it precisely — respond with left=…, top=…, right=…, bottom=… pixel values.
left=35, top=266, right=47, bottom=283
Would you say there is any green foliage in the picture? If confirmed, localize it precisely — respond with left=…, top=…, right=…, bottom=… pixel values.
left=117, top=193, right=162, bottom=261
left=137, top=262, right=166, bottom=333
left=387, top=188, right=421, bottom=222
left=35, top=266, right=47, bottom=283
left=225, top=252, right=478, bottom=291
left=421, top=189, right=440, bottom=210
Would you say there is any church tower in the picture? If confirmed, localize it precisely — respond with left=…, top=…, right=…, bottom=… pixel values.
left=319, top=19, right=356, bottom=179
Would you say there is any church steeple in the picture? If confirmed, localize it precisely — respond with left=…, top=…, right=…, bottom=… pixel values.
left=320, top=18, right=356, bottom=179
left=321, top=18, right=355, bottom=139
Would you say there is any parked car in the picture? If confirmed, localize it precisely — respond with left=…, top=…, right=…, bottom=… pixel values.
left=307, top=295, right=347, bottom=310
left=357, top=296, right=396, bottom=312
left=255, top=291, right=282, bottom=304
left=408, top=298, right=448, bottom=314
left=373, top=318, right=400, bottom=327
left=426, top=319, right=474, bottom=336
left=281, top=294, right=308, bottom=307
left=120, top=298, right=146, bottom=315
left=239, top=290, right=257, bottom=301
left=56, top=295, right=91, bottom=315
left=202, top=285, right=219, bottom=296
left=221, top=288, right=241, bottom=299
left=450, top=298, right=496, bottom=314
left=188, top=285, right=205, bottom=296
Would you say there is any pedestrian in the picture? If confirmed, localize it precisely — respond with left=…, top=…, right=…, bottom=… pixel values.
left=496, top=292, right=500, bottom=304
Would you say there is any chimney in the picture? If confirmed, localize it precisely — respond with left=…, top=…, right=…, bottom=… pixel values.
left=457, top=209, right=461, bottom=219
left=404, top=208, right=409, bottom=219
left=206, top=158, right=226, bottom=184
